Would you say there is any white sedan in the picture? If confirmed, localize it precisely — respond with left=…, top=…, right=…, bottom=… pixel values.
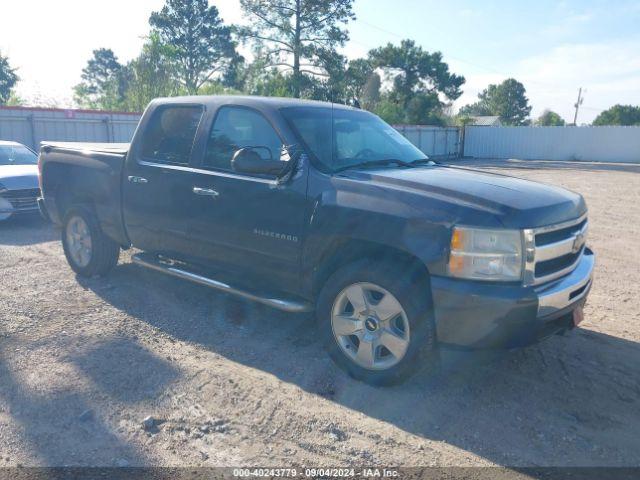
left=0, top=141, right=40, bottom=221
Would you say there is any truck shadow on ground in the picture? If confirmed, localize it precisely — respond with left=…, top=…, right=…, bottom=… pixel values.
left=0, top=337, right=165, bottom=466
left=0, top=215, right=57, bottom=246
left=69, top=337, right=180, bottom=404
left=81, top=261, right=640, bottom=467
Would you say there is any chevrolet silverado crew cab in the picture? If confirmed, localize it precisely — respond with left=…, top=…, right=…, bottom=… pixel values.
left=38, top=96, right=594, bottom=385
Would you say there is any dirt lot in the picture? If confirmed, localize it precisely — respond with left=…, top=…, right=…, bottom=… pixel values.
left=1, top=159, right=639, bottom=468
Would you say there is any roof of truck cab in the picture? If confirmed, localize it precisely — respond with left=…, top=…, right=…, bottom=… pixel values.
left=152, top=95, right=358, bottom=111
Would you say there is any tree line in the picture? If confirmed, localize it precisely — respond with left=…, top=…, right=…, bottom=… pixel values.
left=1, top=0, right=639, bottom=127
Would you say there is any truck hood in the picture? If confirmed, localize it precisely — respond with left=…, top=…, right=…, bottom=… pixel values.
left=339, top=165, right=586, bottom=229
left=0, top=165, right=39, bottom=190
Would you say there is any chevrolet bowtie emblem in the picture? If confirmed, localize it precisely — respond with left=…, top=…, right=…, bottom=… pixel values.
left=572, top=232, right=585, bottom=254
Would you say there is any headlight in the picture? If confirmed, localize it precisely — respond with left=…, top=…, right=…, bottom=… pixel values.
left=448, top=227, right=523, bottom=281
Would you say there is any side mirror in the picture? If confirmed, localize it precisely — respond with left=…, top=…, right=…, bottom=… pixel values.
left=231, top=147, right=287, bottom=176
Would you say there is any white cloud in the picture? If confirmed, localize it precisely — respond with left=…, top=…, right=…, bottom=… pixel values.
left=517, top=40, right=640, bottom=84
left=453, top=38, right=640, bottom=123
left=4, top=0, right=639, bottom=125
left=448, top=65, right=505, bottom=108
left=542, top=10, right=594, bottom=39
left=516, top=38, right=640, bottom=122
left=6, top=0, right=245, bottom=107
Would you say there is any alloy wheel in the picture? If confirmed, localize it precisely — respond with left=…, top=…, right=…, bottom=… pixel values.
left=331, top=282, right=410, bottom=370
left=66, top=215, right=92, bottom=268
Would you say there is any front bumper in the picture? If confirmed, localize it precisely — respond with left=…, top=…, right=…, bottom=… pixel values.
left=0, top=205, right=40, bottom=214
left=0, top=188, right=41, bottom=219
left=0, top=201, right=40, bottom=219
left=431, top=248, right=594, bottom=349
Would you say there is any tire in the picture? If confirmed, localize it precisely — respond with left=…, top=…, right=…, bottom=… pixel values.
left=61, top=206, right=120, bottom=277
left=316, top=259, right=438, bottom=386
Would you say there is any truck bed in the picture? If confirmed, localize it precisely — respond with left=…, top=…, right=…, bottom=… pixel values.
left=38, top=141, right=130, bottom=246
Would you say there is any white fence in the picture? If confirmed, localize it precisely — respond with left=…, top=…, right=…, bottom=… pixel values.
left=464, top=126, right=640, bottom=163
left=394, top=125, right=461, bottom=158
left=0, top=106, right=141, bottom=151
left=0, top=107, right=460, bottom=158
left=5, top=107, right=637, bottom=164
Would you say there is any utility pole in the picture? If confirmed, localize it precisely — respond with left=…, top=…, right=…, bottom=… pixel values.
left=573, top=87, right=584, bottom=125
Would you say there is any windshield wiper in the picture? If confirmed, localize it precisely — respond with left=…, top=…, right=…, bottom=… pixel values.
left=334, top=158, right=415, bottom=173
left=409, top=157, right=439, bottom=166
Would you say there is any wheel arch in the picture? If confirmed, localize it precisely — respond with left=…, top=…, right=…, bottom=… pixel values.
left=42, top=163, right=96, bottom=221
left=313, top=238, right=440, bottom=385
left=311, top=238, right=433, bottom=303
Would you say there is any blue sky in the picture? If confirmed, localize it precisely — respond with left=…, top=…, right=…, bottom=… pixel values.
left=2, top=0, right=639, bottom=123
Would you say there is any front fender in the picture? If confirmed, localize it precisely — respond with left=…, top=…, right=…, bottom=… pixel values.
left=302, top=179, right=453, bottom=294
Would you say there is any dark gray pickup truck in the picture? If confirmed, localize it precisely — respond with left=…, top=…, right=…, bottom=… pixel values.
left=38, top=96, right=594, bottom=384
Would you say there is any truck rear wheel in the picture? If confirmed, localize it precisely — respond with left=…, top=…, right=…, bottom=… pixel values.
left=317, top=260, right=437, bottom=385
left=62, top=207, right=120, bottom=277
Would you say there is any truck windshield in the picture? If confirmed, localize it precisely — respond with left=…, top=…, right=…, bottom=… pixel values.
left=280, top=106, right=428, bottom=172
left=0, top=144, right=37, bottom=166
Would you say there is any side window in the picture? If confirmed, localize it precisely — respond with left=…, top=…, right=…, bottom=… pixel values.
left=139, top=105, right=203, bottom=165
left=204, top=106, right=284, bottom=172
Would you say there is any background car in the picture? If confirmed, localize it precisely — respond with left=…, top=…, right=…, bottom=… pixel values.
left=0, top=141, right=41, bottom=221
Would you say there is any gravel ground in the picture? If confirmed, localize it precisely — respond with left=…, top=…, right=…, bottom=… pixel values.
left=0, top=158, right=639, bottom=468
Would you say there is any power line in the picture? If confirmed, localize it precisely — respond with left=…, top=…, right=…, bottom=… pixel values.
left=351, top=18, right=615, bottom=119
left=357, top=19, right=507, bottom=77
left=354, top=19, right=580, bottom=93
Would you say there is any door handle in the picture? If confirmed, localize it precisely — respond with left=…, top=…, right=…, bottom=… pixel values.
left=193, top=186, right=220, bottom=197
left=128, top=176, right=148, bottom=184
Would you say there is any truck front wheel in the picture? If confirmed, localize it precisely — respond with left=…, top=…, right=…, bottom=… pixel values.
left=317, top=260, right=437, bottom=385
left=62, top=207, right=120, bottom=277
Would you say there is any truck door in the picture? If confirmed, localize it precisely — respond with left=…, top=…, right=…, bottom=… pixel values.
left=122, top=104, right=205, bottom=256
left=187, top=105, right=309, bottom=293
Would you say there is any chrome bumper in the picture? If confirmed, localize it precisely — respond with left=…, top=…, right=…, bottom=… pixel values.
left=0, top=196, right=39, bottom=215
left=535, top=248, right=594, bottom=318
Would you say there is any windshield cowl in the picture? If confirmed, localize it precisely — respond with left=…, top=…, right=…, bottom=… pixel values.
left=333, top=157, right=437, bottom=173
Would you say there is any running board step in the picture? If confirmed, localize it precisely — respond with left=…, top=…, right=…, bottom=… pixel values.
left=131, top=253, right=313, bottom=313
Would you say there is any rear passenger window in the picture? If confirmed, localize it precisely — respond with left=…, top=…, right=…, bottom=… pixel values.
left=139, top=106, right=203, bottom=165
left=204, top=106, right=284, bottom=171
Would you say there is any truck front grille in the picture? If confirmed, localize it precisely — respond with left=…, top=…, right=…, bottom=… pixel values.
left=535, top=218, right=588, bottom=246
left=1, top=188, right=40, bottom=211
left=535, top=247, right=584, bottom=277
left=524, top=214, right=588, bottom=286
